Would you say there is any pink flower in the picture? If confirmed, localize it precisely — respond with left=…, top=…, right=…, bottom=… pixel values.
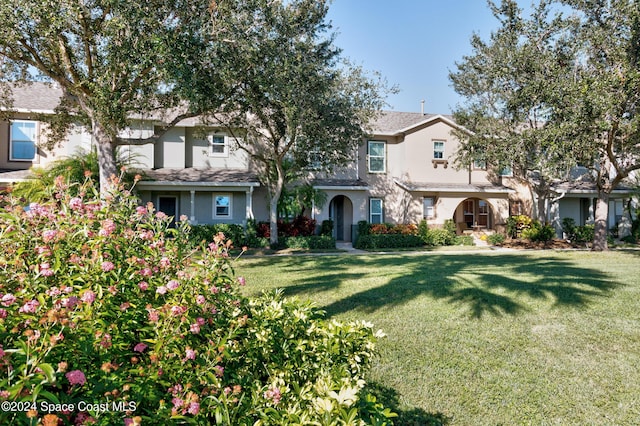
left=62, top=296, right=79, bottom=309
left=42, top=229, right=58, bottom=242
left=264, top=387, right=281, bottom=405
left=213, top=365, right=224, bottom=377
left=46, top=287, right=61, bottom=297
left=138, top=281, right=149, bottom=291
left=19, top=299, right=40, bottom=313
left=81, top=291, right=95, bottom=304
left=69, top=197, right=83, bottom=210
left=160, top=257, right=170, bottom=268
left=98, top=219, right=116, bottom=237
left=170, top=305, right=186, bottom=316
left=136, top=206, right=148, bottom=215
left=101, top=261, right=115, bottom=272
left=187, top=402, right=200, bottom=415
left=171, top=397, right=184, bottom=408
left=66, top=370, right=86, bottom=386
left=166, top=280, right=179, bottom=291
left=1, top=293, right=16, bottom=307
left=40, top=263, right=55, bottom=276
left=0, top=345, right=4, bottom=358
left=189, top=323, right=200, bottom=334
left=134, top=343, right=148, bottom=353
left=0, top=309, right=7, bottom=319
left=237, top=276, right=246, bottom=286
left=139, top=267, right=153, bottom=277
left=179, top=214, right=189, bottom=222
left=196, top=295, right=205, bottom=305
left=0, top=390, right=9, bottom=399
left=196, top=317, right=205, bottom=326
left=156, top=286, right=167, bottom=295
left=120, top=302, right=130, bottom=311
left=184, top=348, right=196, bottom=360
left=148, top=309, right=159, bottom=322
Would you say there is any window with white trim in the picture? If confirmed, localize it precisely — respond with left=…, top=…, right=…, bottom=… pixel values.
left=10, top=120, right=37, bottom=161
left=367, top=141, right=386, bottom=173
left=369, top=198, right=383, bottom=224
left=308, top=150, right=322, bottom=170
left=423, top=197, right=435, bottom=219
left=433, top=141, right=445, bottom=159
left=500, top=166, right=513, bottom=176
left=213, top=194, right=232, bottom=218
left=208, top=134, right=228, bottom=157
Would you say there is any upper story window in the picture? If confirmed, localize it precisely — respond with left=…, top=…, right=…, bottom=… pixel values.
left=369, top=198, right=383, bottom=224
left=473, top=159, right=487, bottom=170
left=500, top=166, right=513, bottom=177
left=433, top=141, right=445, bottom=159
left=10, top=120, right=38, bottom=161
left=307, top=150, right=322, bottom=170
left=367, top=141, right=386, bottom=173
left=208, top=134, right=228, bottom=157
left=213, top=194, right=232, bottom=218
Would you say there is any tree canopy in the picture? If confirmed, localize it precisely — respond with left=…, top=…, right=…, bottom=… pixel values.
left=451, top=0, right=640, bottom=250
left=0, top=0, right=222, bottom=192
left=208, top=0, right=392, bottom=245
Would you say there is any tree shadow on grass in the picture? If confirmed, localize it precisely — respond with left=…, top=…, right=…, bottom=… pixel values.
left=365, top=382, right=450, bottom=426
left=273, top=253, right=620, bottom=319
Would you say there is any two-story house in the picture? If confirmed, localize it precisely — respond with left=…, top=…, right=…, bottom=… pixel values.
left=1, top=83, right=635, bottom=242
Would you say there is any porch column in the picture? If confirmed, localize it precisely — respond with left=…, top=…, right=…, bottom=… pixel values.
left=246, top=187, right=254, bottom=220
left=189, top=190, right=196, bottom=223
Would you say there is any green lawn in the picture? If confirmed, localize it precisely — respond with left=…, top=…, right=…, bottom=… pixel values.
left=235, top=250, right=640, bottom=425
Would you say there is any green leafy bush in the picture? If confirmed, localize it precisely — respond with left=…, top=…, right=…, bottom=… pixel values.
left=574, top=224, right=595, bottom=244
left=487, top=233, right=506, bottom=245
left=506, top=215, right=533, bottom=238
left=562, top=217, right=577, bottom=241
left=354, top=234, right=425, bottom=250
left=521, top=220, right=556, bottom=242
left=320, top=219, right=334, bottom=236
left=281, top=236, right=336, bottom=250
left=454, top=235, right=475, bottom=246
left=0, top=177, right=391, bottom=425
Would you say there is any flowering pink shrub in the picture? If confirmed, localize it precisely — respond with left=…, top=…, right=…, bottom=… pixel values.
left=0, top=177, right=394, bottom=425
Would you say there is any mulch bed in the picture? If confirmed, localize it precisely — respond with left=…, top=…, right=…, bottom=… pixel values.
left=497, top=239, right=585, bottom=250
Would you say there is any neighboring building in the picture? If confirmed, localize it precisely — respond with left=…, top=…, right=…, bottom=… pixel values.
left=1, top=83, right=635, bottom=241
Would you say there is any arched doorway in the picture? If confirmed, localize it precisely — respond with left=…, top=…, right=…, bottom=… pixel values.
left=453, top=198, right=493, bottom=233
left=329, top=195, right=354, bottom=241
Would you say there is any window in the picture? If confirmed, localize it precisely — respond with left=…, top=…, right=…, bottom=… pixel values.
left=213, top=194, right=232, bottom=218
left=433, top=141, right=445, bottom=159
left=367, top=141, right=385, bottom=173
left=208, top=134, right=228, bottom=157
left=423, top=197, right=435, bottom=219
left=473, top=159, right=486, bottom=169
left=308, top=150, right=322, bottom=170
left=369, top=198, right=383, bottom=224
left=500, top=165, right=513, bottom=176
left=10, top=120, right=37, bottom=161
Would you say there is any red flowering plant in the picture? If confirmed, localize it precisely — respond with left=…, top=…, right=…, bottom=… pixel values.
left=0, top=176, right=394, bottom=425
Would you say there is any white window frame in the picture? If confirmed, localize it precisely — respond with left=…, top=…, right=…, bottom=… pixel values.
left=433, top=140, right=445, bottom=159
left=369, top=198, right=383, bottom=224
left=208, top=134, right=228, bottom=157
left=423, top=197, right=435, bottom=219
left=213, top=194, right=232, bottom=219
left=10, top=120, right=38, bottom=161
left=307, top=150, right=322, bottom=170
left=367, top=141, right=386, bottom=173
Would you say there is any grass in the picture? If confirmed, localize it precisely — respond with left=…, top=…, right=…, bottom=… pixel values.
left=235, top=249, right=640, bottom=425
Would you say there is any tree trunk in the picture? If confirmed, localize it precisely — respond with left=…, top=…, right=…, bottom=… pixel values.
left=268, top=160, right=285, bottom=247
left=592, top=191, right=610, bottom=251
left=92, top=119, right=118, bottom=195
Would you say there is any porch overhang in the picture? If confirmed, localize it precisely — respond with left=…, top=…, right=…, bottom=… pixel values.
left=311, top=178, right=369, bottom=191
left=137, top=168, right=260, bottom=192
left=394, top=179, right=514, bottom=194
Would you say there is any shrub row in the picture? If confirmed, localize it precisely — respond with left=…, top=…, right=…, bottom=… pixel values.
left=354, top=234, right=425, bottom=250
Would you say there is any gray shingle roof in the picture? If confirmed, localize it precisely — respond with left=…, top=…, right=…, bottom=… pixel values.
left=2, top=82, right=63, bottom=112
left=140, top=168, right=260, bottom=184
left=370, top=111, right=456, bottom=135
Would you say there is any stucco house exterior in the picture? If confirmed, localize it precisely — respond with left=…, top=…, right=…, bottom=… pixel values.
left=1, top=82, right=635, bottom=241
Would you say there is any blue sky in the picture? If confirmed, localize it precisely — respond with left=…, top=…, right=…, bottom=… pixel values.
left=326, top=1, right=505, bottom=114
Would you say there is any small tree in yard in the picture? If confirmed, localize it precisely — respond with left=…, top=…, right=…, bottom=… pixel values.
left=208, top=0, right=393, bottom=246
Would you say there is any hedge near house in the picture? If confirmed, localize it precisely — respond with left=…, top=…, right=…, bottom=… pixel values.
left=0, top=177, right=393, bottom=425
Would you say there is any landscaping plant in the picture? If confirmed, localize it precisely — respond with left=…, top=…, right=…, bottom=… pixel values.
left=0, top=176, right=392, bottom=425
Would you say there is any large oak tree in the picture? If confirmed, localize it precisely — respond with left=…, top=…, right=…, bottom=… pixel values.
left=0, top=0, right=223, bottom=193
left=451, top=0, right=640, bottom=250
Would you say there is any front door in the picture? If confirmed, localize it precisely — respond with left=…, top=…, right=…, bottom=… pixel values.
left=158, top=196, right=178, bottom=227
